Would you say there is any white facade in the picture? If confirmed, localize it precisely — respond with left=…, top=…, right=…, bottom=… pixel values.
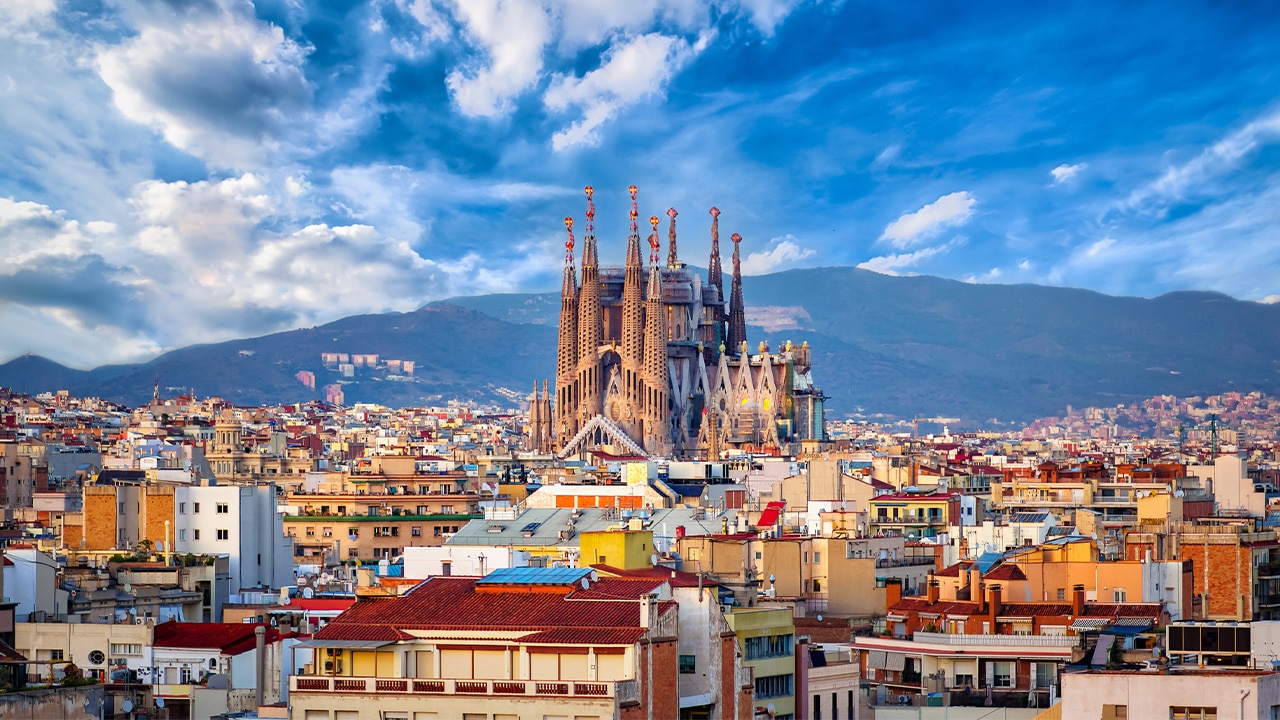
left=1191, top=454, right=1265, bottom=517
left=3, top=546, right=68, bottom=621
left=172, top=484, right=293, bottom=592
left=402, top=545, right=530, bottom=579
left=1061, top=669, right=1280, bottom=719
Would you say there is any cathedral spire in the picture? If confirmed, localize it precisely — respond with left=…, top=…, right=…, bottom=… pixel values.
left=555, top=215, right=579, bottom=442
left=666, top=208, right=679, bottom=268
left=620, top=186, right=645, bottom=431
left=707, top=207, right=723, bottom=292
left=577, top=185, right=603, bottom=421
left=643, top=215, right=670, bottom=456
left=727, top=232, right=747, bottom=356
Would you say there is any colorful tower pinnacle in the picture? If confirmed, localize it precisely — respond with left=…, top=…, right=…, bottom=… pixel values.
left=727, top=232, right=747, bottom=355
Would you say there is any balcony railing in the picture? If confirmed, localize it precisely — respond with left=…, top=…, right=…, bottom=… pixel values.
left=874, top=556, right=937, bottom=569
left=908, top=632, right=1079, bottom=647
left=291, top=675, right=634, bottom=700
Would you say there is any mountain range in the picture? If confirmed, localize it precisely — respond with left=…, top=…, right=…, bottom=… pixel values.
left=3, top=267, right=1278, bottom=426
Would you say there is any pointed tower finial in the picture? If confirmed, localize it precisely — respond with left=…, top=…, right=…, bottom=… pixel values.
left=628, top=184, right=639, bottom=237
left=666, top=208, right=679, bottom=268
left=563, top=216, right=575, bottom=264
left=649, top=216, right=661, bottom=264
left=584, top=185, right=595, bottom=230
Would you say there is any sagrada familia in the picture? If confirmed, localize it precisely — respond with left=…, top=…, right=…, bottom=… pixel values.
left=527, top=186, right=826, bottom=459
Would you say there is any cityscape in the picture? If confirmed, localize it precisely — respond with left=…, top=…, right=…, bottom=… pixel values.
left=5, top=1, right=1280, bottom=720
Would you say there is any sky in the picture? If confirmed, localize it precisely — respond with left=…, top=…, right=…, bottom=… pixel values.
left=2, top=0, right=1280, bottom=368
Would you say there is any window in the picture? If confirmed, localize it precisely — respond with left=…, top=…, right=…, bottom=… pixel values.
left=322, top=527, right=333, bottom=537
left=679, top=655, right=696, bottom=673
left=1056, top=588, right=1066, bottom=601
left=954, top=674, right=974, bottom=688
left=814, top=580, right=822, bottom=592
left=1102, top=705, right=1127, bottom=719
left=439, top=484, right=450, bottom=494
left=179, top=502, right=186, bottom=514
left=433, top=527, right=442, bottom=537
left=111, top=643, right=142, bottom=656
left=441, top=505, right=454, bottom=514
left=992, top=661, right=1013, bottom=688
left=193, top=502, right=200, bottom=513
left=216, top=502, right=229, bottom=514
left=118, top=502, right=125, bottom=514
left=1033, top=663, right=1056, bottom=690
left=305, top=527, right=315, bottom=537
left=813, top=552, right=821, bottom=564
left=745, top=634, right=793, bottom=660
left=804, top=552, right=809, bottom=563
left=754, top=673, right=793, bottom=699
left=417, top=505, right=428, bottom=515
left=193, top=529, right=201, bottom=540
left=411, top=527, right=421, bottom=537
left=50, top=649, right=64, bottom=661
left=1113, top=588, right=1127, bottom=603
left=1169, top=709, right=1215, bottom=720
left=178, top=529, right=186, bottom=541
left=348, top=548, right=359, bottom=559
left=180, top=666, right=191, bottom=684
left=814, top=694, right=821, bottom=720
left=217, top=529, right=229, bottom=540
left=598, top=555, right=607, bottom=565
left=441, top=561, right=452, bottom=576
left=337, top=506, right=346, bottom=515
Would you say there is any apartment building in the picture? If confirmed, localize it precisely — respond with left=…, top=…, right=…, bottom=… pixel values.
left=288, top=567, right=754, bottom=720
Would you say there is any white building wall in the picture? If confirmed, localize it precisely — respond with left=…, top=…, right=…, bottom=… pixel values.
left=1061, top=670, right=1280, bottom=720
left=173, top=484, right=292, bottom=592
left=402, top=546, right=530, bottom=579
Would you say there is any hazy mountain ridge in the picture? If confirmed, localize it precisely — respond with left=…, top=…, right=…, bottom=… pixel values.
left=3, top=269, right=1278, bottom=424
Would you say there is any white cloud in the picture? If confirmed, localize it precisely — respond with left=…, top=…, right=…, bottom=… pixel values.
left=95, top=2, right=313, bottom=168
left=1260, top=296, right=1280, bottom=305
left=858, top=238, right=963, bottom=275
left=740, top=234, right=816, bottom=275
left=0, top=0, right=56, bottom=31
left=546, top=31, right=710, bottom=151
left=1128, top=107, right=1280, bottom=211
left=879, top=191, right=976, bottom=248
left=1050, top=163, right=1087, bottom=184
left=444, top=0, right=554, bottom=118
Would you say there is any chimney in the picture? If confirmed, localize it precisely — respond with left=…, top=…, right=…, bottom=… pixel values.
left=927, top=578, right=940, bottom=604
left=967, top=564, right=982, bottom=601
left=988, top=584, right=1003, bottom=626
left=1072, top=584, right=1086, bottom=617
left=977, top=581, right=987, bottom=614
left=640, top=593, right=656, bottom=629
left=884, top=578, right=902, bottom=609
left=254, top=625, right=266, bottom=708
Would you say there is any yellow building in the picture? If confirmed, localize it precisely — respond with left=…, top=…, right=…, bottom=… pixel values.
left=579, top=529, right=655, bottom=570
left=724, top=607, right=796, bottom=719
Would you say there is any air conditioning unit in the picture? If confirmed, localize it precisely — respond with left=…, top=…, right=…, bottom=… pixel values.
left=324, top=660, right=343, bottom=673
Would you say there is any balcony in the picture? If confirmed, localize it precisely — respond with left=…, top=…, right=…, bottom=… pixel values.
left=290, top=675, right=636, bottom=701
left=874, top=556, right=937, bottom=569
left=909, top=632, right=1079, bottom=648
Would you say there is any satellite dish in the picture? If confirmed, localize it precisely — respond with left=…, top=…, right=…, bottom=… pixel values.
left=282, top=595, right=292, bottom=606
left=816, top=614, right=823, bottom=622
left=124, top=583, right=132, bottom=593
left=302, top=587, right=314, bottom=598
left=649, top=554, right=658, bottom=567
left=122, top=701, right=134, bottom=713
left=156, top=699, right=165, bottom=708
left=580, top=578, right=590, bottom=589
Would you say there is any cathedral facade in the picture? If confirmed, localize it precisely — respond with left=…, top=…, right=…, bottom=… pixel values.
left=527, top=186, right=826, bottom=459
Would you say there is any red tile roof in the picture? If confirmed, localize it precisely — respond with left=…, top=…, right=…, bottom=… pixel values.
left=314, top=576, right=672, bottom=644
left=935, top=561, right=972, bottom=577
left=592, top=565, right=720, bottom=589
left=983, top=564, right=1028, bottom=582
left=153, top=621, right=280, bottom=653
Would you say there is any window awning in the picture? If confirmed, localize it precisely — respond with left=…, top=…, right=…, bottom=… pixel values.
left=866, top=650, right=887, bottom=669
left=1070, top=618, right=1112, bottom=631
left=291, top=639, right=394, bottom=650
left=883, top=652, right=907, bottom=672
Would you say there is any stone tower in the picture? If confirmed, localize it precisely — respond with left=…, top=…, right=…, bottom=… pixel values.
left=576, top=187, right=603, bottom=423
left=554, top=216, right=579, bottom=442
left=618, top=185, right=645, bottom=435
left=726, top=232, right=748, bottom=356
left=643, top=216, right=671, bottom=455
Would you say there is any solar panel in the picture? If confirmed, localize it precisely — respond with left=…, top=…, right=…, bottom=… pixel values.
left=477, top=567, right=592, bottom=586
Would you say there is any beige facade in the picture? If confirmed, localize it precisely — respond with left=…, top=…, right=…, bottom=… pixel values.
left=16, top=622, right=152, bottom=683
left=1061, top=668, right=1280, bottom=720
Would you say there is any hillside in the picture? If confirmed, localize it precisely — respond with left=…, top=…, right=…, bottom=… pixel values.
left=3, top=268, right=1278, bottom=424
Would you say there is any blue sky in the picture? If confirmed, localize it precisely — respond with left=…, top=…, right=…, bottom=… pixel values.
left=2, top=0, right=1280, bottom=368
